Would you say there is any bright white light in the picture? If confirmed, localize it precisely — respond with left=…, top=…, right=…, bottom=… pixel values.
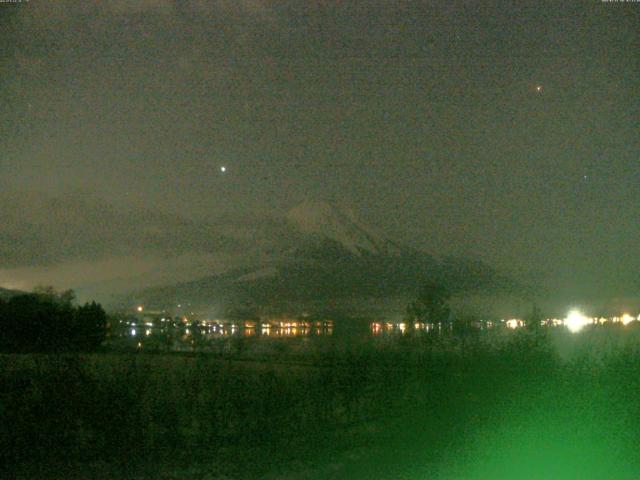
left=220, top=166, right=226, bottom=173
left=565, top=310, right=588, bottom=333
left=136, top=305, right=143, bottom=312
left=621, top=313, right=634, bottom=326
left=131, top=328, right=137, bottom=336
left=506, top=319, right=520, bottom=329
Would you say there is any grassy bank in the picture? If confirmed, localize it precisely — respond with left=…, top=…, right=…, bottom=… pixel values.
left=2, top=327, right=640, bottom=479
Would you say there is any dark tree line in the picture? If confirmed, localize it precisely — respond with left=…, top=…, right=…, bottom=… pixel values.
left=406, top=282, right=452, bottom=326
left=0, top=287, right=107, bottom=352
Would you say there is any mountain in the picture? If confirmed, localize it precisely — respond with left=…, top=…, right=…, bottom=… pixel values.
left=130, top=201, right=514, bottom=316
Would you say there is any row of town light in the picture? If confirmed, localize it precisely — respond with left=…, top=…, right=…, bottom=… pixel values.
left=136, top=305, right=637, bottom=336
left=505, top=310, right=638, bottom=333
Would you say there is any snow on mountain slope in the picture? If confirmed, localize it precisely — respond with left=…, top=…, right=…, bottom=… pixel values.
left=285, top=200, right=402, bottom=256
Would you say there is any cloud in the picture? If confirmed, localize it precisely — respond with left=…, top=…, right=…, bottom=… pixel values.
left=18, top=0, right=276, bottom=25
left=0, top=189, right=267, bottom=301
left=20, top=0, right=172, bottom=24
left=0, top=252, right=233, bottom=302
left=0, top=190, right=238, bottom=268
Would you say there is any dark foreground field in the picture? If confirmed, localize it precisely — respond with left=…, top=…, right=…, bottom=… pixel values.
left=2, top=327, right=640, bottom=479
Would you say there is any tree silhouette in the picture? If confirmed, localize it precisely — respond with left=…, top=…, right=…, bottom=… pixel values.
left=406, top=282, right=451, bottom=327
left=524, top=304, right=544, bottom=331
left=73, top=302, right=107, bottom=350
left=0, top=287, right=106, bottom=352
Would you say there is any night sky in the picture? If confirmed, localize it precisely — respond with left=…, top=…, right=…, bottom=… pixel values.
left=1, top=1, right=638, bottom=306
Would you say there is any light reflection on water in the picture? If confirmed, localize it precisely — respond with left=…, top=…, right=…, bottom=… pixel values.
left=114, top=319, right=477, bottom=348
left=109, top=314, right=640, bottom=352
left=370, top=321, right=440, bottom=336
left=109, top=319, right=336, bottom=351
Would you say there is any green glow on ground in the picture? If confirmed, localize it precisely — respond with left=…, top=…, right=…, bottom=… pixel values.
left=437, top=412, right=636, bottom=479
left=430, top=363, right=640, bottom=479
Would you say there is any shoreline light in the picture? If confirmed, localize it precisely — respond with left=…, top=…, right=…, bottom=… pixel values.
left=621, top=313, right=634, bottom=326
left=565, top=310, right=588, bottom=333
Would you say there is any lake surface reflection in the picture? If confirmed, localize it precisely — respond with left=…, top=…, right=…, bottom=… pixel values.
left=106, top=315, right=464, bottom=353
left=107, top=318, right=339, bottom=352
